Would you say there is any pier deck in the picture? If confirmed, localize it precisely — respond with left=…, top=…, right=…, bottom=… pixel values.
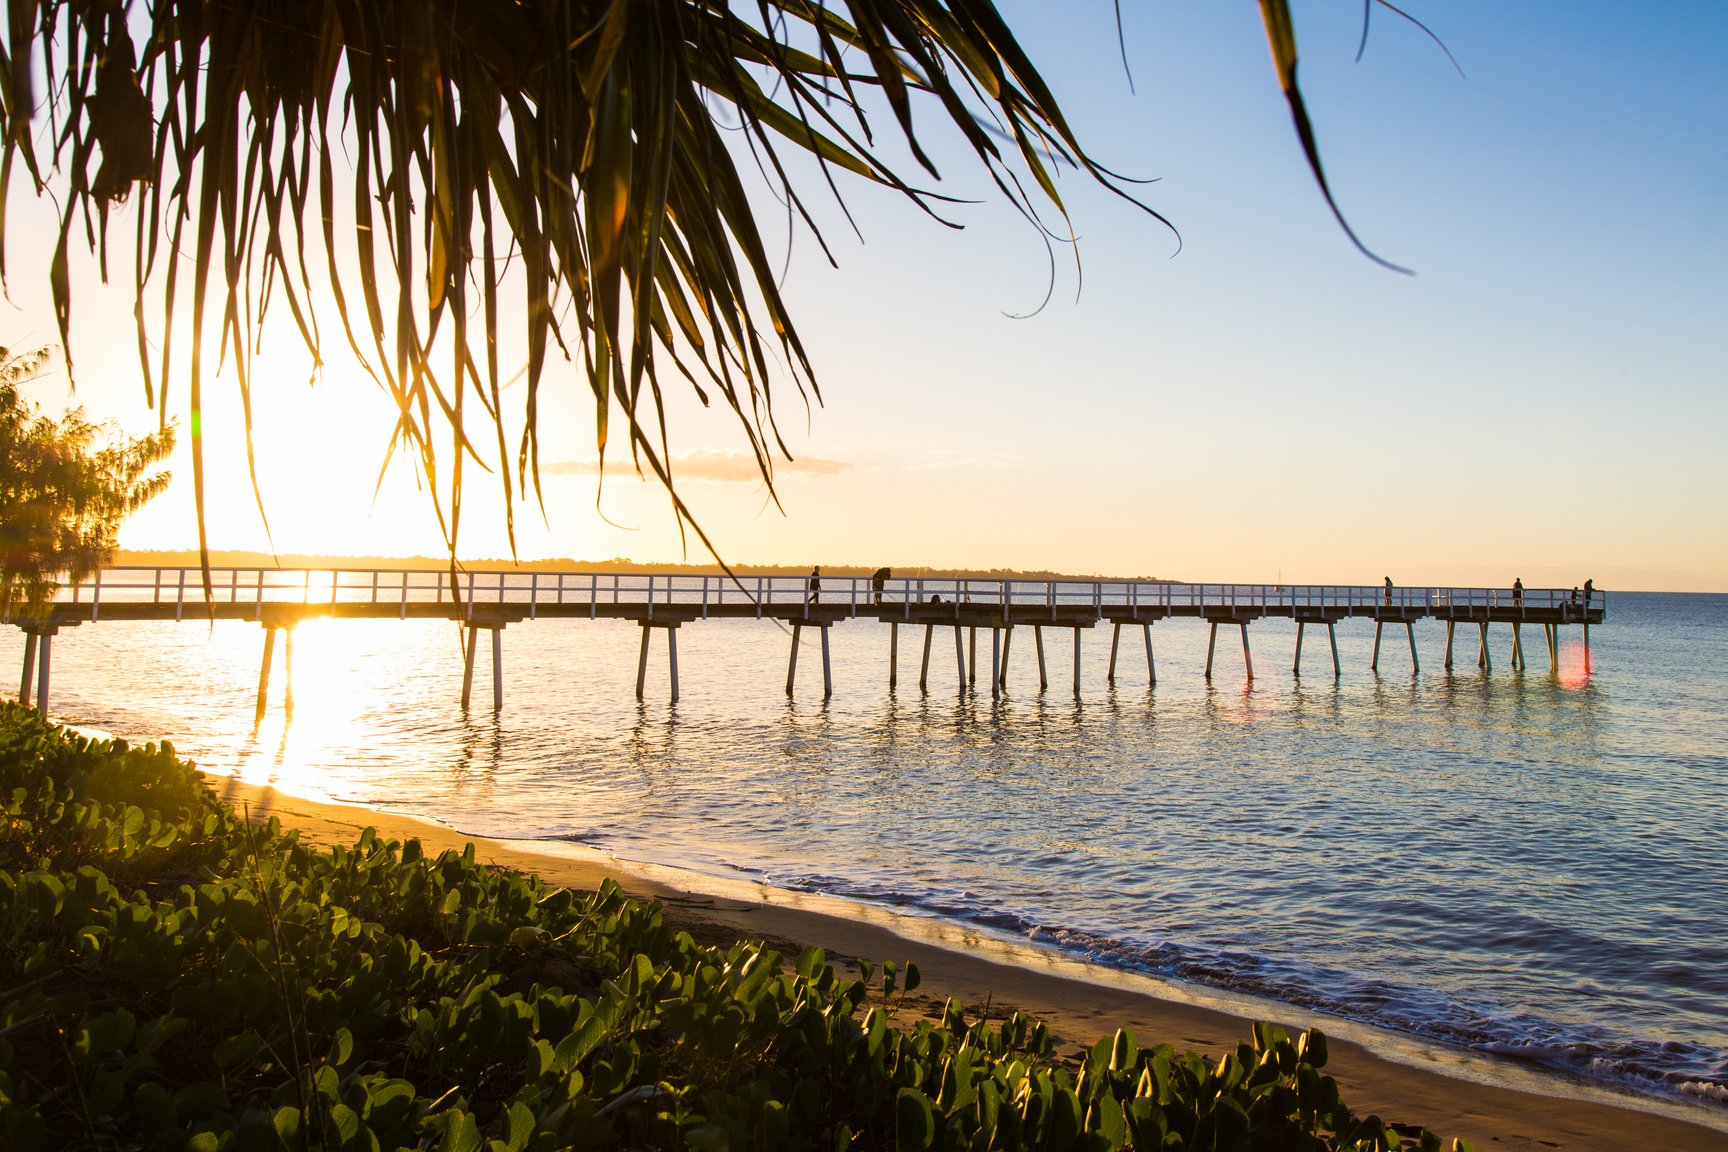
left=9, top=568, right=1606, bottom=712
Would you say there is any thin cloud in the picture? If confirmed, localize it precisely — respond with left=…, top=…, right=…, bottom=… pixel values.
left=540, top=449, right=852, bottom=483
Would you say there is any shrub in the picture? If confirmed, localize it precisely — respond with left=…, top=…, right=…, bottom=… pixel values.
left=0, top=701, right=1468, bottom=1150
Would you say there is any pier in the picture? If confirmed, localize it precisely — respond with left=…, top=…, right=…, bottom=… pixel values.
left=7, top=567, right=1606, bottom=714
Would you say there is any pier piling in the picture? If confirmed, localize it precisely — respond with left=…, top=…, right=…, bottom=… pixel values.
left=821, top=624, right=833, bottom=700
left=33, top=632, right=51, bottom=712
left=492, top=627, right=503, bottom=709
left=257, top=627, right=277, bottom=721
left=1072, top=625, right=1083, bottom=696
left=668, top=626, right=680, bottom=702
left=919, top=624, right=933, bottom=692
left=888, top=622, right=899, bottom=690
left=1144, top=622, right=1156, bottom=686
left=1108, top=622, right=1121, bottom=685
left=18, top=631, right=37, bottom=704
left=1034, top=626, right=1048, bottom=691
left=786, top=623, right=801, bottom=696
left=991, top=628, right=1001, bottom=700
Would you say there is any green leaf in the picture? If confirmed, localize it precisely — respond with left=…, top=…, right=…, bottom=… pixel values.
left=895, top=1087, right=934, bottom=1152
left=440, top=1109, right=483, bottom=1152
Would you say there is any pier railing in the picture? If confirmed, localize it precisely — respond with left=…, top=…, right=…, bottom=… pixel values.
left=19, top=567, right=1603, bottom=621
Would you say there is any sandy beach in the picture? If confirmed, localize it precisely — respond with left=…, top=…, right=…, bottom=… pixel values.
left=205, top=773, right=1727, bottom=1152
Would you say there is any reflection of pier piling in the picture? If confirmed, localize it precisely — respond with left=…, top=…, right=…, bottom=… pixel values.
left=9, top=568, right=1607, bottom=713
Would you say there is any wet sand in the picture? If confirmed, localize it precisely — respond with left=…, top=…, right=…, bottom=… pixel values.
left=206, top=774, right=1728, bottom=1152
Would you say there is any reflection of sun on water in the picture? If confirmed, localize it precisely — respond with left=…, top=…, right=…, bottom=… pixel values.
left=229, top=621, right=385, bottom=801
left=1556, top=636, right=1594, bottom=691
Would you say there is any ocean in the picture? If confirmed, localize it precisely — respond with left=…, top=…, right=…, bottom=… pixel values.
left=6, top=586, right=1725, bottom=1116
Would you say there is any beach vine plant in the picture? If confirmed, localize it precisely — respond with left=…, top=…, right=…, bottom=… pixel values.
left=0, top=0, right=1417, bottom=577
left=0, top=701, right=1474, bottom=1150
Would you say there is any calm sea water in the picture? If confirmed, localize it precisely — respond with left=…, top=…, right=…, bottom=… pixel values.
left=6, top=589, right=1726, bottom=1111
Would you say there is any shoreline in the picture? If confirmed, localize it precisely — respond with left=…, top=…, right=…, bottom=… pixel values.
left=204, top=771, right=1728, bottom=1151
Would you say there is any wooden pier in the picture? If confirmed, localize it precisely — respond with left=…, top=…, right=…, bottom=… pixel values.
left=7, top=567, right=1606, bottom=714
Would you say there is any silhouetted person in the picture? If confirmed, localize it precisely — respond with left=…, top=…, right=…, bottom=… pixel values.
left=1570, top=586, right=1580, bottom=606
left=1583, top=578, right=1594, bottom=608
left=806, top=566, right=821, bottom=604
left=1512, top=577, right=1523, bottom=607
left=871, top=566, right=891, bottom=605
left=1383, top=576, right=1393, bottom=606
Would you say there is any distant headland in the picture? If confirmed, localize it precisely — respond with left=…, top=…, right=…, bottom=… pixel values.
left=112, top=550, right=1169, bottom=585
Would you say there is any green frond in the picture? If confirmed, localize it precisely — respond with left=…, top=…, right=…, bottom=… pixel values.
left=0, top=1, right=1356, bottom=563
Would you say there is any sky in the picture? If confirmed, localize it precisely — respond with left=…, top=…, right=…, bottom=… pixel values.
left=5, top=1, right=1725, bottom=590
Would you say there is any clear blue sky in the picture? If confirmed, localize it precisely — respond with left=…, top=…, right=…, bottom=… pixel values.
left=8, top=2, right=1726, bottom=589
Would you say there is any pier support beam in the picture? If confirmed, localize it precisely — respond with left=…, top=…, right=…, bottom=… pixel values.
left=1478, top=622, right=1492, bottom=671
left=1444, top=621, right=1455, bottom=671
left=954, top=626, right=966, bottom=691
left=1292, top=621, right=1338, bottom=678
left=1107, top=622, right=1121, bottom=685
left=786, top=623, right=801, bottom=696
left=889, top=622, right=899, bottom=691
left=1511, top=622, right=1525, bottom=671
left=636, top=623, right=679, bottom=702
left=1000, top=627, right=1014, bottom=690
left=968, top=627, right=977, bottom=685
left=1144, top=622, right=1156, bottom=686
left=1205, top=621, right=1252, bottom=680
left=1034, top=626, right=1048, bottom=691
left=1546, top=622, right=1558, bottom=673
left=1376, top=620, right=1417, bottom=674
left=919, top=624, right=934, bottom=692
left=463, top=625, right=505, bottom=709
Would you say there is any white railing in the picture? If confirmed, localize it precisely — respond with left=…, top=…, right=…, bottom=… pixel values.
left=13, top=567, right=1605, bottom=623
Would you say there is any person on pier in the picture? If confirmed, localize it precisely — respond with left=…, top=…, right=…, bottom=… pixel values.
left=871, top=567, right=891, bottom=605
left=1584, top=578, right=1594, bottom=608
left=1383, top=576, right=1394, bottom=606
left=807, top=566, right=822, bottom=604
left=1513, top=577, right=1524, bottom=607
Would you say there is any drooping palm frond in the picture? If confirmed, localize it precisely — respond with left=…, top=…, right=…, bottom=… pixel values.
left=0, top=1, right=1394, bottom=574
